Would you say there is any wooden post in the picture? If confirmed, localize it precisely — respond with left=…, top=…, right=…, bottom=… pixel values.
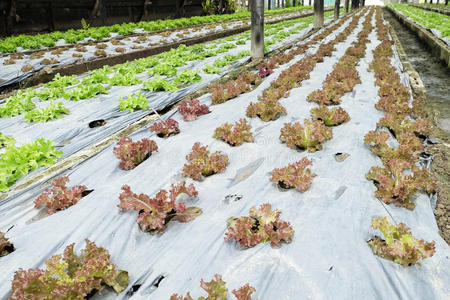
left=6, top=0, right=17, bottom=34
left=251, top=0, right=264, bottom=59
left=99, top=0, right=106, bottom=25
left=314, top=0, right=324, bottom=28
left=334, top=0, right=340, bottom=20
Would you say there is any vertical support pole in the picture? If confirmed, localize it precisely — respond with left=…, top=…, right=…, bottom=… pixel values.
left=334, top=0, right=340, bottom=20
left=99, top=0, right=106, bottom=25
left=6, top=0, right=17, bottom=35
left=251, top=0, right=264, bottom=59
left=314, top=0, right=324, bottom=28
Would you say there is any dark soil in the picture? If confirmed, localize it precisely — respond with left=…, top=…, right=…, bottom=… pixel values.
left=384, top=9, right=450, bottom=245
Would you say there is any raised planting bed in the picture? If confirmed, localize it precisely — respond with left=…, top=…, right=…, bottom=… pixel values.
left=387, top=4, right=450, bottom=68
left=1, top=6, right=449, bottom=299
left=0, top=12, right=338, bottom=195
left=409, top=3, right=450, bottom=16
left=0, top=7, right=337, bottom=91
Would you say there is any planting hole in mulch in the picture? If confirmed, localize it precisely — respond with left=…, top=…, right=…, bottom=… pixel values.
left=81, top=189, right=94, bottom=197
left=0, top=243, right=14, bottom=257
left=126, top=284, right=142, bottom=296
left=89, top=119, right=107, bottom=128
left=151, top=275, right=166, bottom=288
left=334, top=152, right=350, bottom=162
left=277, top=181, right=293, bottom=191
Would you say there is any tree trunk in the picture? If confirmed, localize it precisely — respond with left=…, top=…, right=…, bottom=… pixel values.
left=314, top=0, right=324, bottom=28
left=334, top=0, right=340, bottom=20
left=251, top=0, right=264, bottom=59
left=268, top=0, right=271, bottom=10
left=345, top=0, right=349, bottom=14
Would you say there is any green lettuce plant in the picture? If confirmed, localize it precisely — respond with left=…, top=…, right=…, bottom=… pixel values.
left=24, top=102, right=70, bottom=123
left=143, top=77, right=178, bottom=92
left=0, top=138, right=63, bottom=192
left=118, top=91, right=149, bottom=112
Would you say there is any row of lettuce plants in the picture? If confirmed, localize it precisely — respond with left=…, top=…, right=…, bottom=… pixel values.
left=363, top=7, right=436, bottom=267
left=390, top=3, right=450, bottom=37
left=4, top=8, right=436, bottom=298
left=0, top=12, right=360, bottom=298
left=0, top=12, right=319, bottom=196
left=0, top=136, right=62, bottom=192
left=0, top=15, right=316, bottom=123
left=1, top=10, right=318, bottom=83
left=0, top=6, right=313, bottom=54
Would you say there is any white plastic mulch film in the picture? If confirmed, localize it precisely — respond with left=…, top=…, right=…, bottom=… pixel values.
left=0, top=10, right=307, bottom=88
left=0, top=16, right=320, bottom=159
left=0, top=14, right=330, bottom=190
left=0, top=8, right=449, bottom=300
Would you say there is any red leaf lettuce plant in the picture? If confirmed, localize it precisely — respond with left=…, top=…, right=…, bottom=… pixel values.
left=209, top=72, right=262, bottom=105
left=213, top=118, right=254, bottom=146
left=366, top=158, right=436, bottom=210
left=178, top=99, right=211, bottom=121
left=369, top=217, right=435, bottom=266
left=310, top=105, right=350, bottom=126
left=10, top=239, right=129, bottom=298
left=270, top=158, right=316, bottom=191
left=150, top=118, right=180, bottom=138
left=225, top=203, right=294, bottom=247
left=113, top=137, right=158, bottom=170
left=279, top=119, right=332, bottom=152
left=1, top=232, right=14, bottom=257
left=118, top=181, right=201, bottom=233
left=183, top=142, right=229, bottom=181
left=364, top=130, right=423, bottom=165
left=258, top=62, right=274, bottom=78
left=34, top=176, right=87, bottom=215
left=377, top=113, right=431, bottom=139
left=170, top=274, right=256, bottom=300
left=246, top=99, right=286, bottom=122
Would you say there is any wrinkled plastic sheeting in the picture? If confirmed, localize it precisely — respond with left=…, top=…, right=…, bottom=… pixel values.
left=1, top=10, right=449, bottom=300
left=0, top=21, right=319, bottom=190
left=0, top=11, right=308, bottom=88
